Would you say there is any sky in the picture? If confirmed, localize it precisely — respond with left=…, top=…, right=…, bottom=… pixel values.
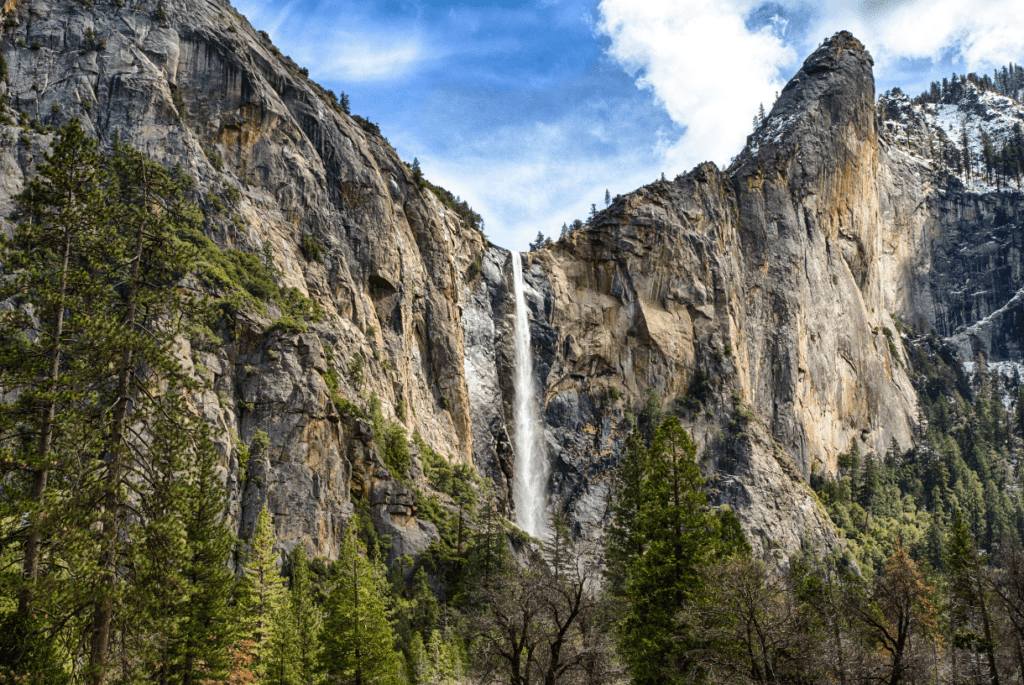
left=232, top=0, right=1024, bottom=251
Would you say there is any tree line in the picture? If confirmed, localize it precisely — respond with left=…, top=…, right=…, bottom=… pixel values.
left=14, top=121, right=1024, bottom=685
left=914, top=64, right=1024, bottom=106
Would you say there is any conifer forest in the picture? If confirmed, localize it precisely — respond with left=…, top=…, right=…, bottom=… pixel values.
left=4, top=6, right=1024, bottom=685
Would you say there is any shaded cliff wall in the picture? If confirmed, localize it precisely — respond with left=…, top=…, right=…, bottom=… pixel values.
left=461, top=34, right=927, bottom=557
left=0, top=0, right=487, bottom=562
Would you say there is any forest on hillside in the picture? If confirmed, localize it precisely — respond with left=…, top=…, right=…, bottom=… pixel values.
left=7, top=123, right=1024, bottom=685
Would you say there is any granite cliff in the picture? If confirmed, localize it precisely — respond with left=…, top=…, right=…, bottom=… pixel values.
left=1, top=0, right=1021, bottom=564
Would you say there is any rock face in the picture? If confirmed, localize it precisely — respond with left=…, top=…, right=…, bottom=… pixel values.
left=3, top=2, right=1022, bottom=565
left=0, top=0, right=486, bottom=564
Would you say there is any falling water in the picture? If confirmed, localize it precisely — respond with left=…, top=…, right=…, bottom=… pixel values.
left=511, top=252, right=550, bottom=538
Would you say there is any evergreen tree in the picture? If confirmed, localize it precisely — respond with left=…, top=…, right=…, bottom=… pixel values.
left=604, top=425, right=649, bottom=596
left=171, top=446, right=239, bottom=685
left=287, top=546, right=321, bottom=685
left=0, top=118, right=109, bottom=679
left=83, top=136, right=213, bottom=684
left=542, top=511, right=574, bottom=581
left=465, top=496, right=509, bottom=591
left=604, top=189, right=611, bottom=206
left=243, top=505, right=286, bottom=680
left=946, top=509, right=999, bottom=685
left=617, top=417, right=734, bottom=684
left=319, top=521, right=403, bottom=685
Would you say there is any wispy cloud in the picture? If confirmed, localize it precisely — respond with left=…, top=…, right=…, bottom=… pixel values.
left=392, top=88, right=677, bottom=250
left=597, top=0, right=795, bottom=171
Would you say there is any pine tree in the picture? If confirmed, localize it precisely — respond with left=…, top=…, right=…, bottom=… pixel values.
left=617, top=416, right=733, bottom=684
left=340, top=92, right=350, bottom=114
left=946, top=509, right=999, bottom=685
left=542, top=511, right=574, bottom=581
left=466, top=496, right=509, bottom=590
left=604, top=424, right=649, bottom=596
left=0, top=118, right=109, bottom=678
left=318, top=520, right=403, bottom=685
left=243, top=505, right=286, bottom=680
left=604, top=189, right=611, bottom=206
left=84, top=136, right=208, bottom=685
left=287, top=546, right=321, bottom=685
left=0, top=122, right=242, bottom=683
left=172, top=446, right=239, bottom=684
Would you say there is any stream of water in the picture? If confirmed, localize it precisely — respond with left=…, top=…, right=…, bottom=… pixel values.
left=510, top=252, right=550, bottom=538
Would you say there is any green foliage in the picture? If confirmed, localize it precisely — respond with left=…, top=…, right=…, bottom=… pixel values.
left=346, top=352, right=364, bottom=390
left=242, top=506, right=286, bottom=678
left=637, top=388, right=664, bottom=446
left=318, top=521, right=404, bottom=684
left=415, top=432, right=479, bottom=507
left=203, top=145, right=223, bottom=170
left=417, top=176, right=485, bottom=232
left=266, top=545, right=321, bottom=685
left=352, top=114, right=381, bottom=136
left=223, top=183, right=241, bottom=205
left=371, top=394, right=411, bottom=478
left=205, top=191, right=226, bottom=214
left=177, top=224, right=278, bottom=301
left=265, top=315, right=307, bottom=334
left=0, top=121, right=241, bottom=681
left=300, top=234, right=326, bottom=263
left=607, top=416, right=745, bottom=683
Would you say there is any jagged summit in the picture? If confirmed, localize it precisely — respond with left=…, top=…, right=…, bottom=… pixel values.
left=737, top=31, right=876, bottom=172
left=2, top=1, right=1021, bottom=570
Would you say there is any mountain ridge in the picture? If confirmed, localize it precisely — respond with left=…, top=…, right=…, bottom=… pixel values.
left=1, top=0, right=1021, bottom=566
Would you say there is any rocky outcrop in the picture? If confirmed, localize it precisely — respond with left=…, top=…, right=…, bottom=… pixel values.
left=0, top=0, right=484, bottom=563
left=463, top=33, right=918, bottom=557
left=5, top=0, right=1022, bottom=567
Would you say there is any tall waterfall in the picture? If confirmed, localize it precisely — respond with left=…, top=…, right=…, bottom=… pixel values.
left=511, top=252, right=550, bottom=538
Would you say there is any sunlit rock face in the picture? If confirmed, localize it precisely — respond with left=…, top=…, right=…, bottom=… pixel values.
left=4, top=3, right=1021, bottom=566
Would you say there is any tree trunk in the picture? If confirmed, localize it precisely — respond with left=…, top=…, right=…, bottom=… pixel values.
left=18, top=225, right=71, bottom=617
left=87, top=206, right=146, bottom=685
left=975, top=559, right=1000, bottom=685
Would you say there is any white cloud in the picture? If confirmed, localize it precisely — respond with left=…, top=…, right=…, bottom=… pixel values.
left=596, top=0, right=1024, bottom=174
left=234, top=0, right=427, bottom=82
left=597, top=0, right=795, bottom=171
left=304, top=33, right=425, bottom=82
left=394, top=115, right=669, bottom=251
left=810, top=0, right=1024, bottom=69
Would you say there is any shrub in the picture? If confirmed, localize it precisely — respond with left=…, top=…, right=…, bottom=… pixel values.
left=205, top=192, right=226, bottom=214
left=223, top=184, right=241, bottom=205
left=203, top=146, right=223, bottom=171
left=370, top=394, right=410, bottom=478
left=352, top=115, right=380, bottom=136
left=300, top=234, right=326, bottom=263
left=349, top=353, right=364, bottom=389
left=265, top=316, right=306, bottom=335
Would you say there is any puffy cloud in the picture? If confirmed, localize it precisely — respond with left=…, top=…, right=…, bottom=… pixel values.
left=813, top=0, right=1024, bottom=69
left=597, top=0, right=795, bottom=171
left=596, top=0, right=1024, bottom=172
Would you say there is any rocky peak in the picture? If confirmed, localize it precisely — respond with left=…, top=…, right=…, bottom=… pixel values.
left=743, top=31, right=875, bottom=168
left=5, top=2, right=1021, bottom=572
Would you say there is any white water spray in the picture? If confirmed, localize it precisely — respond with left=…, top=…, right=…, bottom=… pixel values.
left=511, top=252, right=550, bottom=538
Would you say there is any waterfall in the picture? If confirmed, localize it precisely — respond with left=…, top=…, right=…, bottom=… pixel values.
left=511, top=252, right=550, bottom=538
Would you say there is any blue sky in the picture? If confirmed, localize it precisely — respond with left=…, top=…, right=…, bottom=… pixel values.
left=233, top=0, right=1024, bottom=251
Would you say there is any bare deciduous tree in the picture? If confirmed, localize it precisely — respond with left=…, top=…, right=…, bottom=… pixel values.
left=461, top=557, right=618, bottom=685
